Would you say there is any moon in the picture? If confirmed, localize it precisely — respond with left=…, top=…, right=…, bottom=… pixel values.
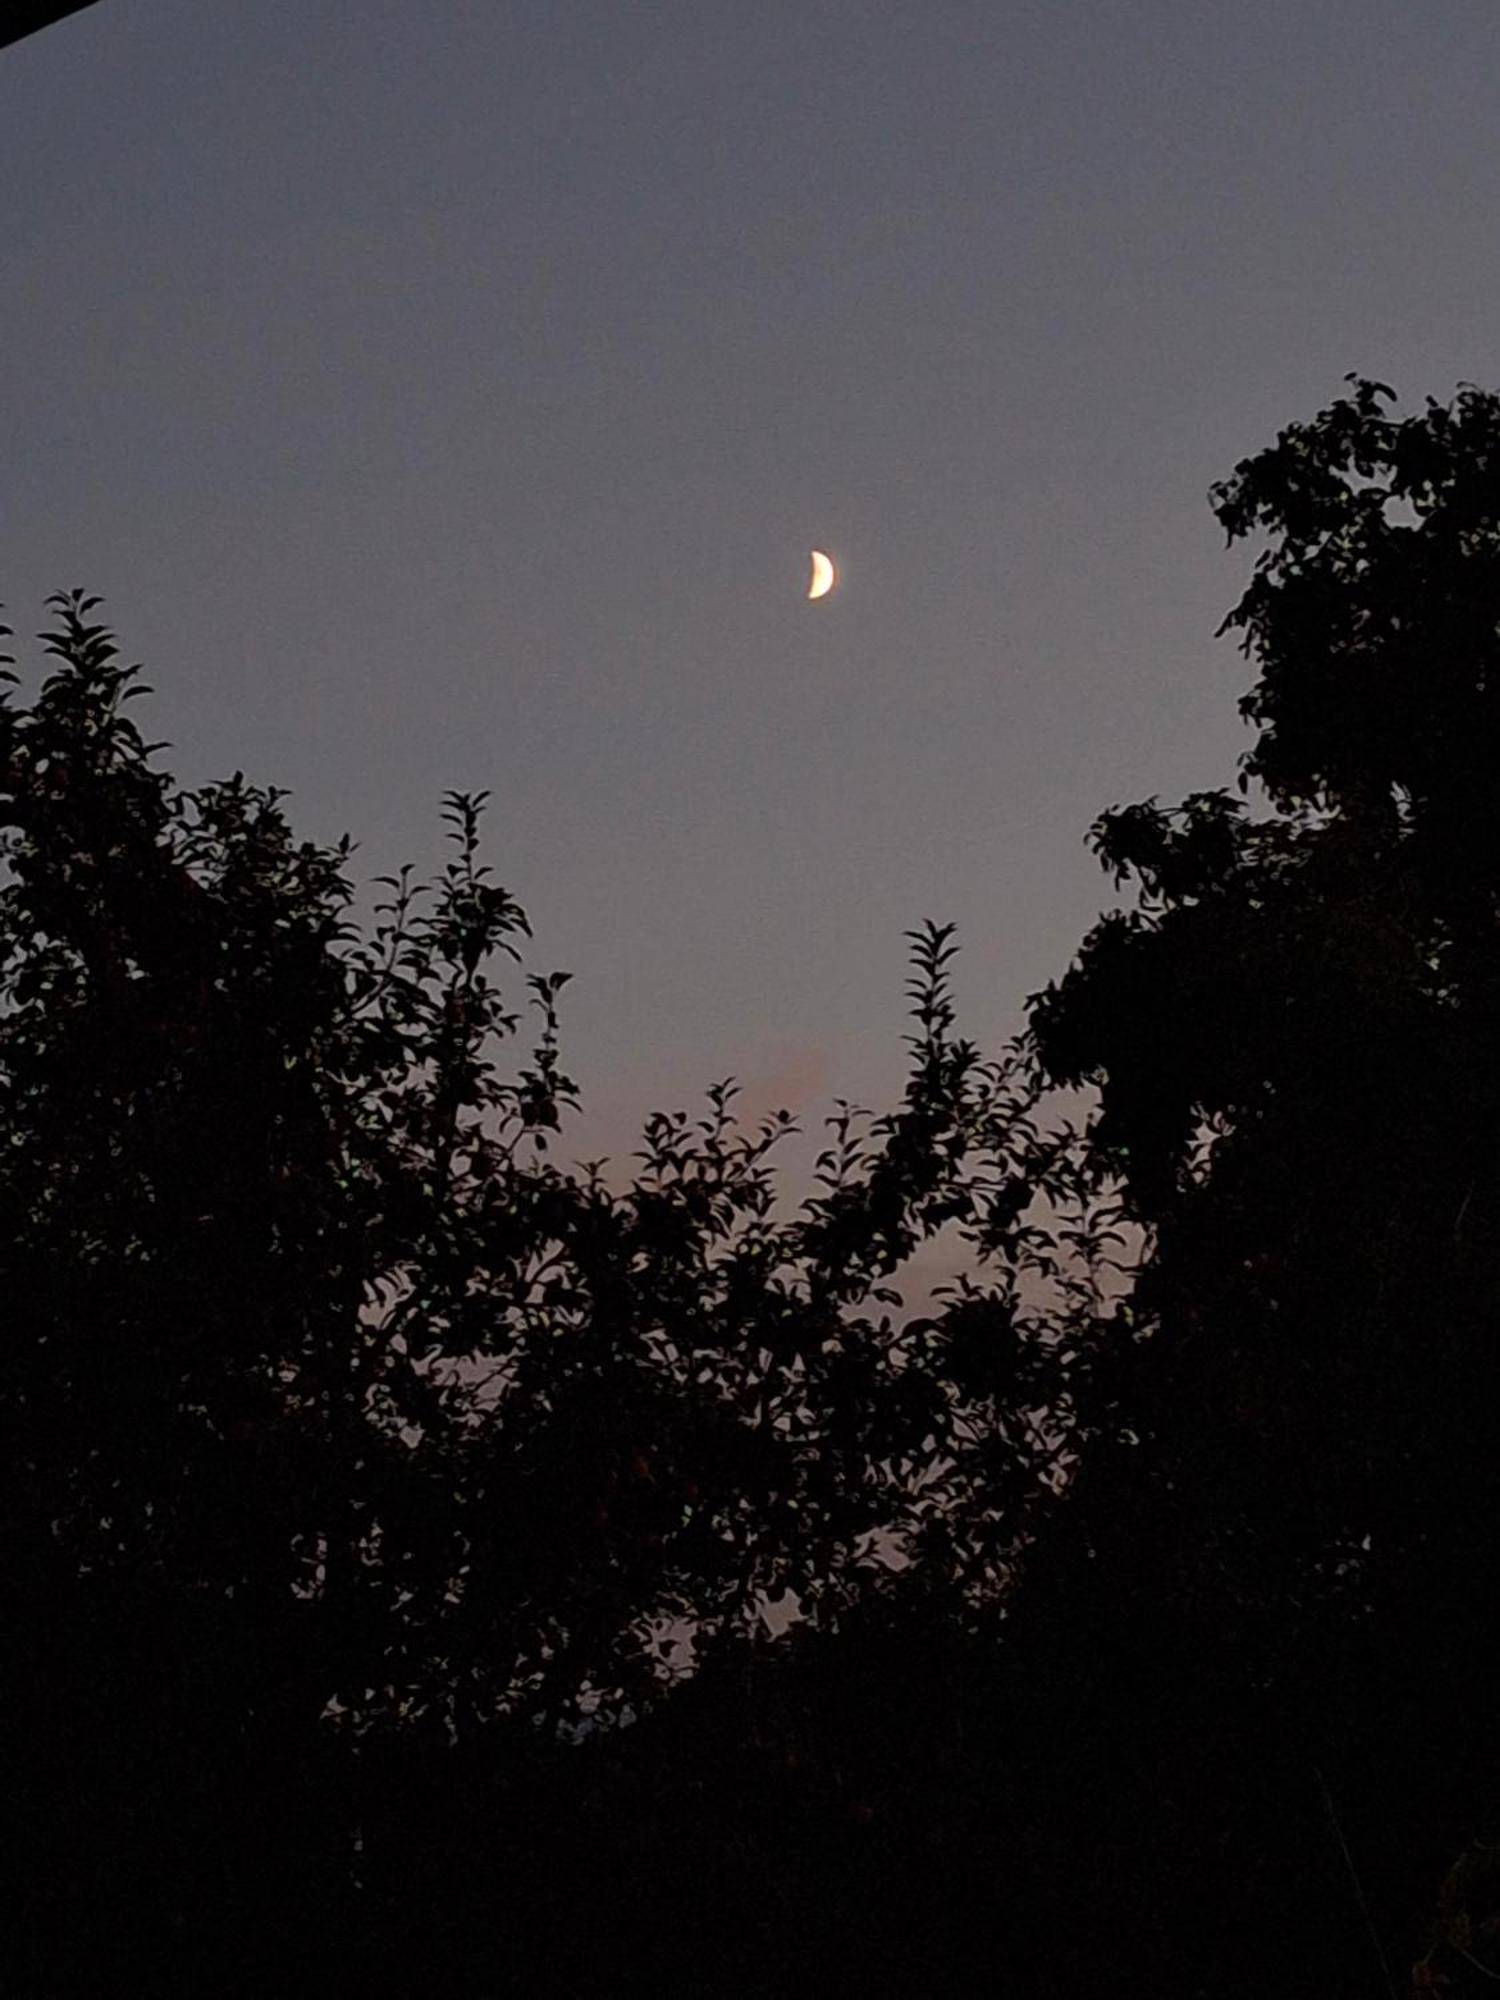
left=808, top=549, right=836, bottom=601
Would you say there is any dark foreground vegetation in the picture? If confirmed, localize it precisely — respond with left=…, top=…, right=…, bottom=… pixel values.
left=8, top=378, right=1500, bottom=1994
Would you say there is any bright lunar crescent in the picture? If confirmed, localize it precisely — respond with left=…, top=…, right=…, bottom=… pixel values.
left=808, top=549, right=836, bottom=600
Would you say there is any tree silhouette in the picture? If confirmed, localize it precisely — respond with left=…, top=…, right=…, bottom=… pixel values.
left=1013, top=378, right=1500, bottom=1994
left=1, top=590, right=1107, bottom=1986
left=18, top=376, right=1500, bottom=1993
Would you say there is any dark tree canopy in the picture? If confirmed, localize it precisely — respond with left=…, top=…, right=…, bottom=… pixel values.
left=1020, top=378, right=1500, bottom=1994
left=11, top=378, right=1500, bottom=1994
left=1, top=589, right=1114, bottom=1986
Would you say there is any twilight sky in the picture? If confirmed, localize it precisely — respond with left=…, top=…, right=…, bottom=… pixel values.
left=5, top=0, right=1499, bottom=1173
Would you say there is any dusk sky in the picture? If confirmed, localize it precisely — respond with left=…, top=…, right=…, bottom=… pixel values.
left=6, top=0, right=1500, bottom=1172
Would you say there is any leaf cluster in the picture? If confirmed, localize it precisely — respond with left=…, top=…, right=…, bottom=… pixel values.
left=1, top=593, right=1118, bottom=1761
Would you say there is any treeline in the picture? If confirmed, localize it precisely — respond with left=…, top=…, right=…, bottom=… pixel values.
left=7, top=378, right=1500, bottom=1994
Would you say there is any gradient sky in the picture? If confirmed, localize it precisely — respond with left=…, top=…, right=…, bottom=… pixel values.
left=5, top=0, right=1499, bottom=1175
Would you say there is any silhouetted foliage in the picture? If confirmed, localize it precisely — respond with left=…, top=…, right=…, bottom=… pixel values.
left=16, top=377, right=1500, bottom=1994
left=1017, top=377, right=1500, bottom=1994
left=1, top=589, right=1111, bottom=1987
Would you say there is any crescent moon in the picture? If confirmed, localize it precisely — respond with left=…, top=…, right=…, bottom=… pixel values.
left=808, top=549, right=836, bottom=600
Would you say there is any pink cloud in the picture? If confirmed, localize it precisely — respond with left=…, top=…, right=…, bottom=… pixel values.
left=734, top=1042, right=831, bottom=1126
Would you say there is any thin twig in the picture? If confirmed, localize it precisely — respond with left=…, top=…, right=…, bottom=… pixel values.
left=1454, top=1178, right=1476, bottom=1244
left=1314, top=1762, right=1398, bottom=2000
left=1453, top=1941, right=1500, bottom=1983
